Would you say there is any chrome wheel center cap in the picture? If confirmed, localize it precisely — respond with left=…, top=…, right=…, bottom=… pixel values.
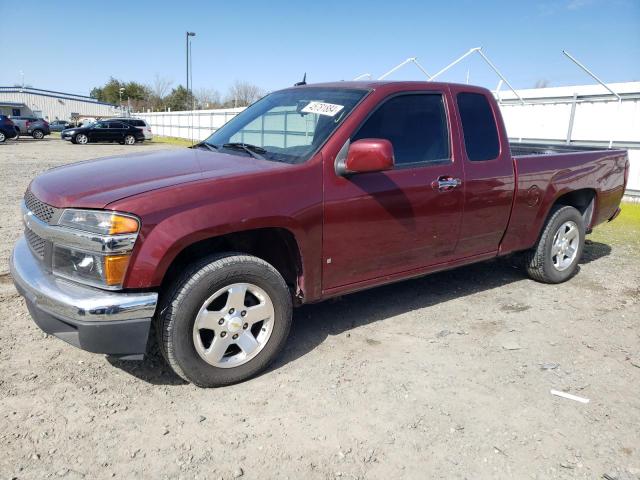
left=227, top=315, right=243, bottom=333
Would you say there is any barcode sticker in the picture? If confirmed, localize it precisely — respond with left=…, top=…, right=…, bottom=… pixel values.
left=301, top=101, right=344, bottom=117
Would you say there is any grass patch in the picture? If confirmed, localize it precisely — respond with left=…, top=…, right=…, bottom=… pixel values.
left=589, top=201, right=640, bottom=250
left=150, top=136, right=194, bottom=147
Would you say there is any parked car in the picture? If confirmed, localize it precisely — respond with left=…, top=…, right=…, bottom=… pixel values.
left=11, top=116, right=51, bottom=139
left=11, top=81, right=629, bottom=387
left=106, top=117, right=153, bottom=140
left=49, top=120, right=72, bottom=132
left=60, top=120, right=145, bottom=145
left=0, top=115, right=19, bottom=142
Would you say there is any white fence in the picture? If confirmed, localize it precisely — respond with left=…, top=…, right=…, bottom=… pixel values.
left=135, top=107, right=244, bottom=141
left=134, top=81, right=640, bottom=195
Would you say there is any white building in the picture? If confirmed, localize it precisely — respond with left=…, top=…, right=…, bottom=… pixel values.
left=0, top=86, right=123, bottom=121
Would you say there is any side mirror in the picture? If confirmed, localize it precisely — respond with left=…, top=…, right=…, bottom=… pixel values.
left=336, top=138, right=395, bottom=176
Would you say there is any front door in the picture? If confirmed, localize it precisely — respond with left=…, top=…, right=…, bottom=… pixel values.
left=322, top=92, right=464, bottom=290
left=90, top=122, right=109, bottom=142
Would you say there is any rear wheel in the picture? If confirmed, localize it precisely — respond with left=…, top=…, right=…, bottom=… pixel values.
left=124, top=134, right=135, bottom=145
left=157, top=253, right=292, bottom=387
left=32, top=129, right=44, bottom=139
left=0, top=132, right=5, bottom=143
left=523, top=205, right=585, bottom=283
left=75, top=133, right=88, bottom=145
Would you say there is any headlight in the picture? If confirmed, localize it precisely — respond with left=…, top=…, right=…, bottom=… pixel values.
left=66, top=130, right=75, bottom=135
left=52, top=209, right=140, bottom=289
left=53, top=246, right=131, bottom=289
left=59, top=209, right=139, bottom=235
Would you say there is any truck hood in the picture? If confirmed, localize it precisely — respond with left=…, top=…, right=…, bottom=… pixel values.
left=29, top=148, right=288, bottom=209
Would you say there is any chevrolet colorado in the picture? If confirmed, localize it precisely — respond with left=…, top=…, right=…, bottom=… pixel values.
left=11, top=81, right=629, bottom=387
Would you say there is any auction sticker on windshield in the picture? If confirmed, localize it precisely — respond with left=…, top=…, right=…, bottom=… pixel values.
left=301, top=101, right=344, bottom=117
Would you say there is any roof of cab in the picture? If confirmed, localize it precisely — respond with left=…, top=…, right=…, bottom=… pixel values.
left=281, top=80, right=492, bottom=94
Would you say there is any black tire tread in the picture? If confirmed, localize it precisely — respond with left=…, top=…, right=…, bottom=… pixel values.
left=156, top=253, right=291, bottom=387
left=523, top=205, right=582, bottom=283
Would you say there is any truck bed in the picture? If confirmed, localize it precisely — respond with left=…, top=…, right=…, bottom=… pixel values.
left=499, top=144, right=628, bottom=255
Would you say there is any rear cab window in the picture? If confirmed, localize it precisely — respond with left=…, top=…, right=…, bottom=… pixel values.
left=456, top=92, right=500, bottom=161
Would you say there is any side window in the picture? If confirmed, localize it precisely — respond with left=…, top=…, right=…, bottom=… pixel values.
left=132, top=120, right=145, bottom=127
left=109, top=122, right=125, bottom=129
left=352, top=94, right=449, bottom=166
left=457, top=92, right=500, bottom=161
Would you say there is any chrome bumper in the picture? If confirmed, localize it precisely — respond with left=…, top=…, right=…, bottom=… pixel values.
left=10, top=236, right=157, bottom=322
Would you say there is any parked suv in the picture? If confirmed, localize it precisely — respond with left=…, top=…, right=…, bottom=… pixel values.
left=0, top=115, right=19, bottom=142
left=11, top=116, right=51, bottom=139
left=49, top=120, right=72, bottom=132
left=106, top=117, right=152, bottom=140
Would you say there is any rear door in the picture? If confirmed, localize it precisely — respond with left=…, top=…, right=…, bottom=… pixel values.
left=107, top=121, right=127, bottom=141
left=322, top=90, right=465, bottom=290
left=450, top=88, right=515, bottom=257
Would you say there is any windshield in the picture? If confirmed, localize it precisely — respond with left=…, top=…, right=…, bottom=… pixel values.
left=202, top=88, right=368, bottom=164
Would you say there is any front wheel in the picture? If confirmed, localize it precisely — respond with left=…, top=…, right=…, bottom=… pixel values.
left=0, top=132, right=5, bottom=143
left=124, top=134, right=135, bottom=145
left=523, top=205, right=585, bottom=283
left=32, top=129, right=44, bottom=139
left=157, top=254, right=293, bottom=387
left=75, top=133, right=88, bottom=145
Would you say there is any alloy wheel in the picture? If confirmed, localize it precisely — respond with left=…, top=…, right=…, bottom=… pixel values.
left=192, top=282, right=274, bottom=369
left=551, top=220, right=579, bottom=271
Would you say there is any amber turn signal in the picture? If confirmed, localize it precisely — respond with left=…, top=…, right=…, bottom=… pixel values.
left=104, top=254, right=131, bottom=286
left=109, top=215, right=139, bottom=235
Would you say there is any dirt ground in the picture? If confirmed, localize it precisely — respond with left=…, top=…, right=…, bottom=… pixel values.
left=1, top=137, right=639, bottom=480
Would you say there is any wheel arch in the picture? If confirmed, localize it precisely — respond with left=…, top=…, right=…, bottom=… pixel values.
left=157, top=227, right=305, bottom=304
left=548, top=187, right=596, bottom=229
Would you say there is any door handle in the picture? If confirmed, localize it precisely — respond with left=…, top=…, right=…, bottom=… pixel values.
left=431, top=176, right=462, bottom=192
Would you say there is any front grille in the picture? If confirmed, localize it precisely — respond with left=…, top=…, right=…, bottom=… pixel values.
left=25, top=228, right=46, bottom=259
left=24, top=189, right=57, bottom=224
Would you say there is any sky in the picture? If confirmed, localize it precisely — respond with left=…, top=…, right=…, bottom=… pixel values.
left=1, top=0, right=639, bottom=98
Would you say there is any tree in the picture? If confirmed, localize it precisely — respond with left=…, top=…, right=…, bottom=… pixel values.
left=90, top=77, right=124, bottom=104
left=89, top=78, right=153, bottom=110
left=224, top=80, right=264, bottom=107
left=194, top=87, right=222, bottom=109
left=123, top=81, right=151, bottom=111
left=164, top=85, right=193, bottom=111
left=152, top=74, right=173, bottom=99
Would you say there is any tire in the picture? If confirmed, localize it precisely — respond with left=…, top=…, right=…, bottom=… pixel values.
left=124, top=134, right=135, bottom=145
left=32, top=129, right=44, bottom=140
left=0, top=132, right=5, bottom=143
left=523, top=205, right=585, bottom=283
left=75, top=133, right=88, bottom=145
left=156, top=253, right=293, bottom=387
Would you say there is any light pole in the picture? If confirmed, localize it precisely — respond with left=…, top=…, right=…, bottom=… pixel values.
left=186, top=32, right=196, bottom=103
left=186, top=31, right=196, bottom=144
left=119, top=87, right=125, bottom=114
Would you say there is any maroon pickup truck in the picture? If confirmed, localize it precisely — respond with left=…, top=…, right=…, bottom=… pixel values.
left=11, top=81, right=629, bottom=387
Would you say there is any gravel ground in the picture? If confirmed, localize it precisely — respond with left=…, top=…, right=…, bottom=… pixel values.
left=1, top=138, right=639, bottom=480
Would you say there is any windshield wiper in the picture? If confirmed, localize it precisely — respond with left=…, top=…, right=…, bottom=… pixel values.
left=192, top=142, right=218, bottom=152
left=222, top=142, right=266, bottom=160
